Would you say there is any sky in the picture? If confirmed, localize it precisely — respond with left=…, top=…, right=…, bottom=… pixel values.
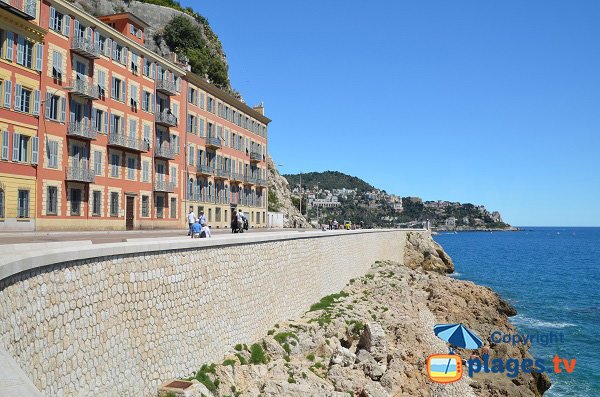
left=181, top=0, right=600, bottom=226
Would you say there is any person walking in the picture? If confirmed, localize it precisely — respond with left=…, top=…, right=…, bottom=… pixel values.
left=231, top=210, right=238, bottom=233
left=237, top=210, right=244, bottom=233
left=187, top=206, right=197, bottom=236
left=198, top=210, right=207, bottom=229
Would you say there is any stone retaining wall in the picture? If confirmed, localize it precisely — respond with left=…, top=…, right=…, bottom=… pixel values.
left=0, top=230, right=411, bottom=396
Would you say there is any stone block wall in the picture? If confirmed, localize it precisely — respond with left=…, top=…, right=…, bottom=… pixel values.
left=0, top=230, right=410, bottom=396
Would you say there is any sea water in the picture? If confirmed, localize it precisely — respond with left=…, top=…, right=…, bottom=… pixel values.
left=434, top=227, right=600, bottom=396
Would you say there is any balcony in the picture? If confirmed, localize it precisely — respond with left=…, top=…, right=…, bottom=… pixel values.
left=214, top=169, right=229, bottom=179
left=154, top=179, right=175, bottom=193
left=156, top=78, right=177, bottom=96
left=257, top=178, right=268, bottom=186
left=154, top=142, right=175, bottom=160
left=71, top=37, right=101, bottom=59
left=229, top=172, right=243, bottom=182
left=65, top=166, right=95, bottom=183
left=108, top=132, right=150, bottom=153
left=0, top=0, right=37, bottom=20
left=244, top=175, right=258, bottom=185
left=67, top=121, right=96, bottom=140
left=196, top=164, right=214, bottom=176
left=205, top=136, right=222, bottom=150
left=155, top=111, right=177, bottom=127
left=250, top=151, right=262, bottom=163
left=68, top=78, right=99, bottom=100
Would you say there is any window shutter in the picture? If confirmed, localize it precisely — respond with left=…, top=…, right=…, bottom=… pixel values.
left=83, top=103, right=90, bottom=126
left=112, top=43, right=117, bottom=60
left=14, top=84, right=21, bottom=111
left=1, top=131, right=8, bottom=160
left=31, top=136, right=39, bottom=164
left=111, top=77, right=115, bottom=99
left=5, top=32, right=14, bottom=61
left=33, top=90, right=40, bottom=115
left=73, top=20, right=79, bottom=37
left=110, top=114, right=114, bottom=134
left=60, top=97, right=66, bottom=122
left=150, top=94, right=155, bottom=113
left=34, top=43, right=42, bottom=71
left=94, top=31, right=100, bottom=48
left=120, top=80, right=125, bottom=102
left=49, top=7, right=56, bottom=29
left=105, top=38, right=112, bottom=57
left=123, top=47, right=128, bottom=64
left=12, top=133, right=19, bottom=160
left=64, top=15, right=71, bottom=37
left=91, top=107, right=97, bottom=128
left=103, top=111, right=108, bottom=134
left=151, top=63, right=156, bottom=79
left=45, top=92, right=51, bottom=119
left=2, top=80, right=10, bottom=108
left=16, top=36, right=24, bottom=65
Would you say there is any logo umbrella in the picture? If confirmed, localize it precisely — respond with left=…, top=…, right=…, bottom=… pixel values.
left=433, top=323, right=483, bottom=349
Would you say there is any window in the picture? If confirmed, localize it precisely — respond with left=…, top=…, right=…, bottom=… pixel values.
left=12, top=134, right=29, bottom=163
left=142, top=91, right=151, bottom=112
left=188, top=145, right=194, bottom=166
left=70, top=188, right=81, bottom=215
left=0, top=189, right=4, bottom=218
left=199, top=118, right=204, bottom=137
left=156, top=196, right=164, bottom=218
left=200, top=93, right=205, bottom=109
left=94, top=150, right=102, bottom=175
left=19, top=87, right=31, bottom=113
left=216, top=207, right=221, bottom=222
left=170, top=166, right=176, bottom=186
left=188, top=88, right=196, bottom=104
left=45, top=186, right=57, bottom=215
left=187, top=114, right=196, bottom=134
left=52, top=51, right=63, bottom=80
left=207, top=97, right=214, bottom=113
left=16, top=38, right=34, bottom=69
left=127, top=157, right=135, bottom=180
left=112, top=43, right=125, bottom=64
left=110, top=153, right=120, bottom=177
left=142, top=160, right=149, bottom=182
left=110, top=192, right=119, bottom=216
left=130, top=84, right=138, bottom=109
left=97, top=69, right=107, bottom=97
left=93, top=108, right=105, bottom=133
left=170, top=197, right=176, bottom=219
left=141, top=195, right=149, bottom=217
left=46, top=140, right=58, bottom=168
left=17, top=189, right=29, bottom=218
left=143, top=124, right=150, bottom=144
left=92, top=190, right=101, bottom=216
left=110, top=114, right=123, bottom=135
left=111, top=76, right=125, bottom=102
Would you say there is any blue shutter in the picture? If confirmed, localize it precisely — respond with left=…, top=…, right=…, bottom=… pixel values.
left=142, top=91, right=147, bottom=111
left=91, top=107, right=97, bottom=129
left=83, top=103, right=90, bottom=126
left=123, top=47, right=128, bottom=65
left=120, top=80, right=125, bottom=102
left=33, top=90, right=40, bottom=115
left=12, top=134, right=19, bottom=160
left=45, top=92, right=51, bottom=118
left=105, top=38, right=112, bottom=57
left=49, top=7, right=56, bottom=29
left=94, top=31, right=100, bottom=48
left=103, top=111, right=108, bottom=134
left=16, top=36, right=24, bottom=65
left=14, top=84, right=21, bottom=111
left=112, top=43, right=117, bottom=60
left=60, top=97, right=66, bottom=122
left=34, top=43, right=42, bottom=71
left=69, top=99, right=75, bottom=123
left=64, top=15, right=71, bottom=37
left=4, top=81, right=11, bottom=108
left=1, top=131, right=8, bottom=160
left=5, top=32, right=14, bottom=61
left=151, top=63, right=156, bottom=79
left=111, top=77, right=116, bottom=99
left=150, top=94, right=155, bottom=113
left=73, top=20, right=79, bottom=37
left=31, top=136, right=39, bottom=164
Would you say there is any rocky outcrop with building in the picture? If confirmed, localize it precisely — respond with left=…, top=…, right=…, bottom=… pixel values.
left=267, top=156, right=311, bottom=228
left=176, top=235, right=550, bottom=397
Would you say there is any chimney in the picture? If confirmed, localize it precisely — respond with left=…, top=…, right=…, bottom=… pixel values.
left=253, top=101, right=264, bottom=115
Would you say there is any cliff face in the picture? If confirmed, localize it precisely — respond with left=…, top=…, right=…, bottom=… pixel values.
left=267, top=156, right=311, bottom=228
left=177, top=234, right=550, bottom=397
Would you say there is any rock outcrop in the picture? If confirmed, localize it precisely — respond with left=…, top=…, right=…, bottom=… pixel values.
left=267, top=156, right=311, bottom=228
left=177, top=234, right=550, bottom=397
left=404, top=231, right=455, bottom=273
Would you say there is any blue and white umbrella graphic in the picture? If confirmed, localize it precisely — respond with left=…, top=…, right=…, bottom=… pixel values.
left=434, top=323, right=483, bottom=350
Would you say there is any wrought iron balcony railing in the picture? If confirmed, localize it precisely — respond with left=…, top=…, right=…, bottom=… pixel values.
left=67, top=121, right=97, bottom=140
left=154, top=179, right=175, bottom=193
left=108, top=132, right=150, bottom=152
left=65, top=165, right=95, bottom=183
left=155, top=111, right=177, bottom=127
left=68, top=78, right=99, bottom=100
left=156, top=78, right=177, bottom=96
left=71, top=37, right=101, bottom=59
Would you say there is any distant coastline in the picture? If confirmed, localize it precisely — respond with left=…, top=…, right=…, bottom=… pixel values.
left=433, top=226, right=520, bottom=233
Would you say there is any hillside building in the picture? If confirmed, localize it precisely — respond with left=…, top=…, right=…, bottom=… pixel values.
left=0, top=0, right=270, bottom=230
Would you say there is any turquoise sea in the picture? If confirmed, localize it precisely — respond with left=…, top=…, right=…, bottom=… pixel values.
left=434, top=227, right=600, bottom=397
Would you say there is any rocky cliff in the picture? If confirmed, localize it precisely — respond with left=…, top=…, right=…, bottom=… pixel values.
left=174, top=234, right=551, bottom=397
left=267, top=156, right=311, bottom=228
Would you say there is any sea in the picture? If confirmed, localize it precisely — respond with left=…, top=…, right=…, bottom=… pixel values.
left=433, top=227, right=600, bottom=397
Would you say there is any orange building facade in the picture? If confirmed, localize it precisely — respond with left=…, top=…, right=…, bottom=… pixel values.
left=0, top=0, right=270, bottom=231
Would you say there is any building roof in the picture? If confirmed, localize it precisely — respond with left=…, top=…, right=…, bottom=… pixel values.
left=97, top=12, right=150, bottom=28
left=186, top=72, right=272, bottom=125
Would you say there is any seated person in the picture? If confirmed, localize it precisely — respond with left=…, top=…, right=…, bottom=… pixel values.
left=191, top=220, right=202, bottom=238
left=202, top=223, right=211, bottom=238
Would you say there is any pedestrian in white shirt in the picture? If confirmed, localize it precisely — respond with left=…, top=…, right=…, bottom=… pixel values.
left=187, top=207, right=197, bottom=236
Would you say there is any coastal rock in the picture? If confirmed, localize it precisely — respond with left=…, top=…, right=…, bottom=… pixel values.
left=330, top=346, right=356, bottom=367
left=357, top=323, right=387, bottom=364
left=404, top=232, right=455, bottom=273
left=267, top=156, right=311, bottom=228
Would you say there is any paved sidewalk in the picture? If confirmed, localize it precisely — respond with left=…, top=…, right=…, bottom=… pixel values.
left=0, top=348, right=42, bottom=397
left=0, top=227, right=301, bottom=245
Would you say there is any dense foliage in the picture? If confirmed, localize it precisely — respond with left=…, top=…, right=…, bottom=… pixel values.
left=283, top=171, right=374, bottom=193
left=161, top=15, right=230, bottom=89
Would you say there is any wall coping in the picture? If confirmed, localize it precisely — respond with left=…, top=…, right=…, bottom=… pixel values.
left=0, top=229, right=423, bottom=283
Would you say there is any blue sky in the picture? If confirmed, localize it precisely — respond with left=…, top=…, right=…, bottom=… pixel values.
left=181, top=0, right=600, bottom=226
